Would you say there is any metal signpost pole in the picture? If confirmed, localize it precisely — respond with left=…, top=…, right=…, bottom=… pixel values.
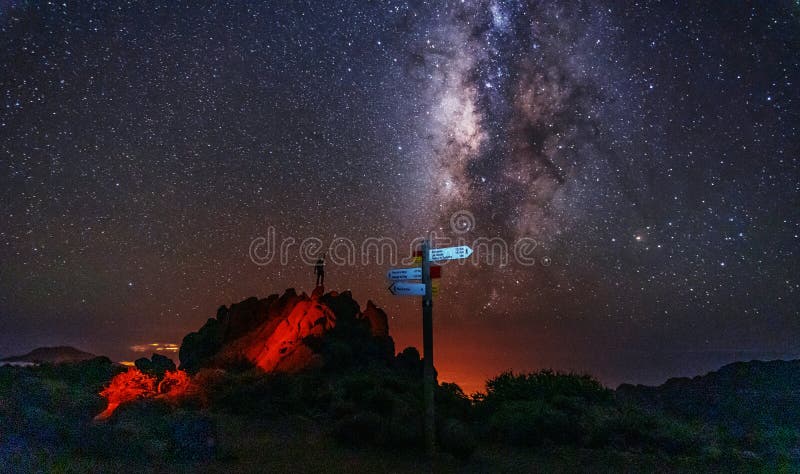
left=421, top=238, right=435, bottom=458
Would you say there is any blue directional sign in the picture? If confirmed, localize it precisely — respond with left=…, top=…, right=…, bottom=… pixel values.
left=388, top=282, right=426, bottom=296
left=428, top=245, right=473, bottom=262
left=387, top=267, right=423, bottom=281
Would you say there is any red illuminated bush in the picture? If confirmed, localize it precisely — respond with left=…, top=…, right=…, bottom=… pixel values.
left=94, top=367, right=157, bottom=420
left=95, top=367, right=199, bottom=420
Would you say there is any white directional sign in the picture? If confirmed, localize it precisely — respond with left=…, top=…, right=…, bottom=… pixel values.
left=428, top=245, right=473, bottom=262
left=389, top=282, right=426, bottom=296
left=387, top=267, right=423, bottom=281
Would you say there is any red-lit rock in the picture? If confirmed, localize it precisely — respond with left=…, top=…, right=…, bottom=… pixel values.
left=179, top=288, right=396, bottom=373
left=243, top=298, right=336, bottom=372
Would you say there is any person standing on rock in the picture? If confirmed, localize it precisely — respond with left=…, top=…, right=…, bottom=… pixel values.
left=314, top=253, right=325, bottom=287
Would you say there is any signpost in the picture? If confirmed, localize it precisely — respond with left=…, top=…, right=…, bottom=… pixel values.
left=386, top=241, right=473, bottom=458
left=388, top=281, right=426, bottom=296
left=386, top=265, right=441, bottom=281
left=387, top=267, right=422, bottom=281
left=429, top=245, right=473, bottom=262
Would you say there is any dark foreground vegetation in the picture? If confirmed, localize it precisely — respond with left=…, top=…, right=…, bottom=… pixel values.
left=2, top=354, right=799, bottom=473
left=2, top=290, right=796, bottom=472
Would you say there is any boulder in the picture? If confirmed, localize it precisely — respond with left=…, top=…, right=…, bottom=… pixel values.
left=135, top=354, right=176, bottom=377
left=362, top=300, right=389, bottom=337
left=179, top=288, right=397, bottom=374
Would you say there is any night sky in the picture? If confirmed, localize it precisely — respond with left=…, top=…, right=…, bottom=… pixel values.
left=1, top=1, right=798, bottom=393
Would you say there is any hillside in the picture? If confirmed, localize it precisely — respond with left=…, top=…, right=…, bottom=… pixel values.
left=0, top=346, right=97, bottom=364
left=617, top=359, right=800, bottom=434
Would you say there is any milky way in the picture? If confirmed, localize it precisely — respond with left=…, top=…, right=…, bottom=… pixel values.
left=404, top=1, right=614, bottom=242
left=1, top=1, right=798, bottom=391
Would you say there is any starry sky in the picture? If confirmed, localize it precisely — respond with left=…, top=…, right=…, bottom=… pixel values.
left=1, top=1, right=798, bottom=392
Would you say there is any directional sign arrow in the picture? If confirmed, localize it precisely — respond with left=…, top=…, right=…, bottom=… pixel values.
left=388, top=282, right=426, bottom=296
left=387, top=267, right=422, bottom=281
left=428, top=245, right=473, bottom=262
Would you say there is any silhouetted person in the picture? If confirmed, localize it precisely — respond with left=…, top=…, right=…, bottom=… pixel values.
left=314, top=254, right=325, bottom=287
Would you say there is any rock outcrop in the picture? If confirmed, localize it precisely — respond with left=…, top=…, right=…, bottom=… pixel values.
left=135, top=353, right=177, bottom=377
left=179, top=288, right=395, bottom=374
left=362, top=300, right=389, bottom=338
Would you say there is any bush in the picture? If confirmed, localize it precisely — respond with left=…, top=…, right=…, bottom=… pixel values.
left=0, top=358, right=121, bottom=461
left=328, top=370, right=424, bottom=448
left=483, top=370, right=612, bottom=407
left=474, top=370, right=707, bottom=455
left=436, top=382, right=472, bottom=421
left=170, top=411, right=216, bottom=462
left=603, top=405, right=704, bottom=455
left=205, top=369, right=331, bottom=417
left=438, top=418, right=477, bottom=459
left=81, top=402, right=216, bottom=462
left=334, top=411, right=384, bottom=445
left=476, top=371, right=612, bottom=447
left=488, top=399, right=579, bottom=446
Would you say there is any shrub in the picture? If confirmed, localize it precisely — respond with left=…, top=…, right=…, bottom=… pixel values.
left=333, top=411, right=384, bottom=445
left=604, top=405, right=704, bottom=455
left=487, top=399, right=579, bottom=446
left=83, top=402, right=216, bottom=462
left=484, top=370, right=612, bottom=407
left=436, top=382, right=472, bottom=421
left=438, top=418, right=477, bottom=459
left=476, top=370, right=613, bottom=447
left=328, top=370, right=425, bottom=448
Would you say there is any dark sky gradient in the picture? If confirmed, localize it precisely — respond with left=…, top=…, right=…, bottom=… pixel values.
left=1, top=1, right=798, bottom=392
